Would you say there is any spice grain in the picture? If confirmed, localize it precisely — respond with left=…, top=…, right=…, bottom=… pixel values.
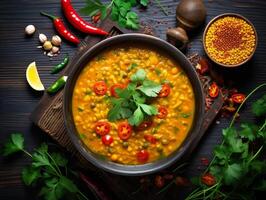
left=205, top=16, right=256, bottom=66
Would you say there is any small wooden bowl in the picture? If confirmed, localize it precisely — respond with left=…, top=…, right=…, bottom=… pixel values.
left=203, top=13, right=258, bottom=68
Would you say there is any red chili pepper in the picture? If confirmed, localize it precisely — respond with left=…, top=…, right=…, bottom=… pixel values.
left=61, top=0, right=108, bottom=36
left=209, top=82, right=219, bottom=98
left=201, top=173, right=216, bottom=186
left=41, top=12, right=80, bottom=45
left=231, top=93, right=246, bottom=104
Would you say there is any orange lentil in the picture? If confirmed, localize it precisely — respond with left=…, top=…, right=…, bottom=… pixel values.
left=205, top=16, right=256, bottom=66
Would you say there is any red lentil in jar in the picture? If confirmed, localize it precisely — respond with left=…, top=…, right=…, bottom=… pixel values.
left=205, top=16, right=256, bottom=66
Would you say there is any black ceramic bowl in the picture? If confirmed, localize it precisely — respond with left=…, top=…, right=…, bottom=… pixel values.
left=64, top=33, right=204, bottom=176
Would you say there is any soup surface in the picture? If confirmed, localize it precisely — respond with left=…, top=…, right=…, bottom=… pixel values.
left=72, top=46, right=195, bottom=165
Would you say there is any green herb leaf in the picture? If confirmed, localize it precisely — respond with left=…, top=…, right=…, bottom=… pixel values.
left=2, top=133, right=25, bottom=156
left=22, top=166, right=41, bottom=186
left=59, top=176, right=79, bottom=193
left=252, top=94, right=266, bottom=116
left=80, top=0, right=103, bottom=16
left=138, top=80, right=162, bottom=97
left=32, top=144, right=51, bottom=168
left=128, top=106, right=144, bottom=126
left=50, top=152, right=68, bottom=167
left=223, top=163, right=243, bottom=185
left=125, top=11, right=139, bottom=30
left=239, top=123, right=257, bottom=141
left=140, top=0, right=149, bottom=7
left=131, top=69, right=146, bottom=82
left=139, top=104, right=158, bottom=115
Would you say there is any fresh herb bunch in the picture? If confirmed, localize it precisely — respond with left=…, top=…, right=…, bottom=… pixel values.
left=80, top=0, right=167, bottom=30
left=186, top=85, right=266, bottom=200
left=2, top=134, right=88, bottom=200
left=107, top=69, right=162, bottom=126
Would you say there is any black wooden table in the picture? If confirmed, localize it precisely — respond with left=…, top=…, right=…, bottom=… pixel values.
left=0, top=0, right=266, bottom=199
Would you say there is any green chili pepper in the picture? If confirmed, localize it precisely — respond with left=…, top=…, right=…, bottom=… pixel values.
left=50, top=55, right=69, bottom=74
left=47, top=76, right=68, bottom=94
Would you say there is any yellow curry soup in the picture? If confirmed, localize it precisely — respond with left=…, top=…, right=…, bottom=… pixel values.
left=72, top=46, right=195, bottom=165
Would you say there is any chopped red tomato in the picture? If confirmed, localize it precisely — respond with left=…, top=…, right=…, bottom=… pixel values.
left=201, top=173, right=216, bottom=186
left=136, top=120, right=153, bottom=131
left=136, top=150, right=149, bottom=163
left=118, top=122, right=132, bottom=140
left=208, top=82, right=219, bottom=98
left=93, top=81, right=107, bottom=95
left=157, top=106, right=168, bottom=119
left=94, top=121, right=111, bottom=136
left=144, top=134, right=157, bottom=144
left=101, top=135, right=113, bottom=146
left=159, top=84, right=171, bottom=97
left=231, top=93, right=245, bottom=104
left=110, top=84, right=126, bottom=97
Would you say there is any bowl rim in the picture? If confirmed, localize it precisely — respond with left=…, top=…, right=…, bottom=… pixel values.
left=203, top=13, right=258, bottom=68
left=63, top=33, right=205, bottom=176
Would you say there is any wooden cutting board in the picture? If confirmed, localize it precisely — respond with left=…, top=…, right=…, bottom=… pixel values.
left=30, top=18, right=224, bottom=200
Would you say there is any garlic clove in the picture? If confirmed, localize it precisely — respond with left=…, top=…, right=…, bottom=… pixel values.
left=39, top=33, right=47, bottom=43
left=51, top=35, right=62, bottom=46
left=25, top=25, right=36, bottom=35
left=51, top=46, right=60, bottom=54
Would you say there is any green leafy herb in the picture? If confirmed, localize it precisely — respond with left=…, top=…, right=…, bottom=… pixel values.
left=81, top=0, right=167, bottom=30
left=185, top=83, right=266, bottom=200
left=2, top=133, right=25, bottom=156
left=107, top=69, right=162, bottom=126
left=252, top=94, right=266, bottom=116
left=1, top=134, right=88, bottom=200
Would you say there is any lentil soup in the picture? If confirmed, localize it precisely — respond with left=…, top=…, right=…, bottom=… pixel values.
left=72, top=46, right=195, bottom=165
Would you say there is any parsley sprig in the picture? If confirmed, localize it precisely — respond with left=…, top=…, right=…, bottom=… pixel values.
left=2, top=135, right=88, bottom=200
left=80, top=0, right=167, bottom=30
left=107, top=69, right=161, bottom=126
left=185, top=83, right=266, bottom=200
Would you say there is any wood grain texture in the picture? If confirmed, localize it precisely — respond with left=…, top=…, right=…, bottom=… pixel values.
left=0, top=0, right=266, bottom=200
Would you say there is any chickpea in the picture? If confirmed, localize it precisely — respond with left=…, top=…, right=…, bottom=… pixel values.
left=111, top=154, right=118, bottom=161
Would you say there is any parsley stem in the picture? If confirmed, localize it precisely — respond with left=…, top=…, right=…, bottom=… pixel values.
left=22, top=149, right=32, bottom=158
left=154, top=0, right=168, bottom=16
left=46, top=152, right=62, bottom=176
left=78, top=190, right=89, bottom=200
left=248, top=145, right=263, bottom=164
left=258, top=119, right=266, bottom=132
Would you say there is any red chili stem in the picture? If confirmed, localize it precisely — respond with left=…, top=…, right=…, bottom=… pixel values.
left=61, top=0, right=108, bottom=36
left=40, top=11, right=57, bottom=20
left=40, top=11, right=80, bottom=45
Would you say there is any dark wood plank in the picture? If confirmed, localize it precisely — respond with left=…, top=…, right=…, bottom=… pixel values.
left=1, top=0, right=266, bottom=200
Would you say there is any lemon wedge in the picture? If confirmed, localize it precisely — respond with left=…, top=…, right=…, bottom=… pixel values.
left=26, top=61, right=45, bottom=91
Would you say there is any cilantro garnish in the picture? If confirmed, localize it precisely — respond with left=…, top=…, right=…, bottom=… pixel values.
left=107, top=69, right=161, bottom=126
left=1, top=133, right=88, bottom=200
left=80, top=0, right=168, bottom=30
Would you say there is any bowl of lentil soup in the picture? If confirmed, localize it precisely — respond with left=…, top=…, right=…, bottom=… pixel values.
left=64, top=34, right=204, bottom=175
left=203, top=13, right=258, bottom=67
